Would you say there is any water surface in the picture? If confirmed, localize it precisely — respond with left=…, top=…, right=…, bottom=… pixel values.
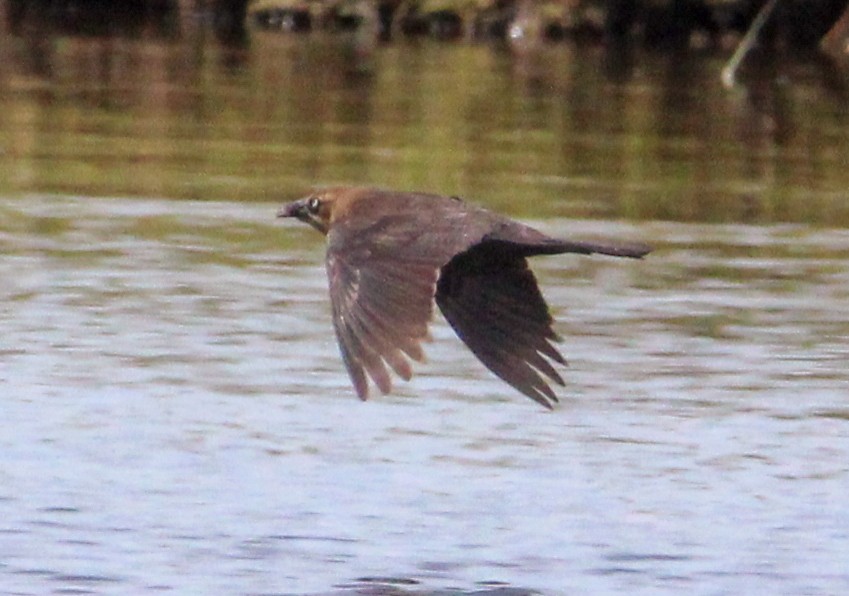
left=1, top=23, right=848, bottom=596
left=2, top=196, right=848, bottom=594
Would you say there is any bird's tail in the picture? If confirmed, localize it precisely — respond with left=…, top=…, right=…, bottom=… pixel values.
left=531, top=239, right=651, bottom=259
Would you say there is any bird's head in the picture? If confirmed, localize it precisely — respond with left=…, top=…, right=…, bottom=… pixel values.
left=278, top=187, right=376, bottom=235
left=276, top=190, right=340, bottom=235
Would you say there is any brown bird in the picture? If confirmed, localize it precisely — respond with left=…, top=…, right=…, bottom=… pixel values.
left=278, top=187, right=649, bottom=408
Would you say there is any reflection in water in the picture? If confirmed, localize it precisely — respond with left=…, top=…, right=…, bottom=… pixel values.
left=1, top=20, right=848, bottom=223
left=4, top=0, right=250, bottom=45
left=5, top=0, right=179, bottom=39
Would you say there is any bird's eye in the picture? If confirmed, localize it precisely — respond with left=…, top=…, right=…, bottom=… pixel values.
left=307, top=197, right=321, bottom=213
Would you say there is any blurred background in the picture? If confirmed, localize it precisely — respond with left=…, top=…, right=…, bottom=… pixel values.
left=2, top=0, right=848, bottom=220
left=2, top=2, right=849, bottom=596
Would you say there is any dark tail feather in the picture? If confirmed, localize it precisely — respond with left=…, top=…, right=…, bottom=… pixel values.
left=533, top=239, right=651, bottom=259
left=480, top=233, right=651, bottom=259
left=565, top=240, right=651, bottom=259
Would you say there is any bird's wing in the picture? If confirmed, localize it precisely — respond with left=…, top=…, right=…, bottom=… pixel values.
left=320, top=189, right=646, bottom=404
left=325, top=216, right=450, bottom=400
left=434, top=241, right=567, bottom=409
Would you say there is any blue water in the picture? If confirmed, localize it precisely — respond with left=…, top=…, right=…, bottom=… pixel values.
left=2, top=197, right=847, bottom=595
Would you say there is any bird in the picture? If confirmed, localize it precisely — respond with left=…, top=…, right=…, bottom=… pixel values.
left=277, top=187, right=650, bottom=408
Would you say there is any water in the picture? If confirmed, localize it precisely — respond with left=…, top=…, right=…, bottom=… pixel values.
left=2, top=22, right=849, bottom=596
left=2, top=196, right=847, bottom=595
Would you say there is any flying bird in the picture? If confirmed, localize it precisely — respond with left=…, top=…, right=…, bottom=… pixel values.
left=278, top=187, right=649, bottom=408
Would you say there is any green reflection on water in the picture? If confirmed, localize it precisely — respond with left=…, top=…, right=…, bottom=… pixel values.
left=1, top=31, right=847, bottom=223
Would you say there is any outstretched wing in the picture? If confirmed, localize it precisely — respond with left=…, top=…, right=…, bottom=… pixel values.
left=326, top=248, right=438, bottom=399
left=435, top=241, right=567, bottom=409
left=324, top=198, right=476, bottom=399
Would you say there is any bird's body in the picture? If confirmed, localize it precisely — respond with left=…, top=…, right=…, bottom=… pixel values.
left=278, top=187, right=649, bottom=408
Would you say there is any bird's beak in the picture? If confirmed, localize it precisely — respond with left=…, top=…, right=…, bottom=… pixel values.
left=277, top=198, right=328, bottom=234
left=276, top=200, right=305, bottom=219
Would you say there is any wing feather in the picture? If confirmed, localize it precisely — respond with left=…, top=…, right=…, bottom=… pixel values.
left=437, top=294, right=559, bottom=407
left=456, top=294, right=565, bottom=385
left=435, top=242, right=567, bottom=408
left=333, top=316, right=371, bottom=399
left=344, top=304, right=413, bottom=380
left=326, top=244, right=440, bottom=399
left=356, top=298, right=427, bottom=362
left=331, top=298, right=393, bottom=396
